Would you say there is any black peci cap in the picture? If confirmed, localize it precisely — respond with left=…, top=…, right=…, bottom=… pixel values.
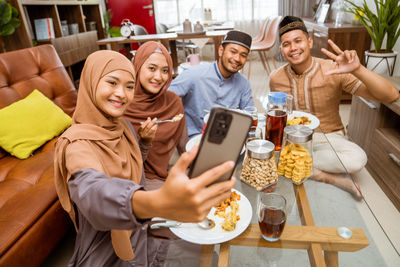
left=222, top=30, right=252, bottom=50
left=279, top=16, right=308, bottom=38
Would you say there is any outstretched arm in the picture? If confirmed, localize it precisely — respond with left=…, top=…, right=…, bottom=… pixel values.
left=131, top=146, right=236, bottom=222
left=321, top=39, right=398, bottom=102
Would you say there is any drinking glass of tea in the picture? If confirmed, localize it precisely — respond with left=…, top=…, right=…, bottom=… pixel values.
left=244, top=106, right=258, bottom=128
left=265, top=92, right=293, bottom=151
left=258, top=192, right=287, bottom=242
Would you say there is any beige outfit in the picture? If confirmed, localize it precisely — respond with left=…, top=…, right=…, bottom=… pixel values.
left=313, top=131, right=367, bottom=174
left=270, top=57, right=367, bottom=174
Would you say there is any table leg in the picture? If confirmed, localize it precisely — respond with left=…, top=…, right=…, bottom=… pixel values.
left=293, top=184, right=315, bottom=226
left=218, top=243, right=230, bottom=267
left=200, top=245, right=214, bottom=267
left=110, top=42, right=119, bottom=52
left=294, top=184, right=327, bottom=267
left=324, top=251, right=339, bottom=267
left=213, top=37, right=222, bottom=60
left=169, top=40, right=178, bottom=74
left=124, top=44, right=133, bottom=61
left=308, top=243, right=327, bottom=267
left=161, top=40, right=170, bottom=51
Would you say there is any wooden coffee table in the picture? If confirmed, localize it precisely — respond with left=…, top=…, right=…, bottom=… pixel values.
left=194, top=130, right=396, bottom=266
left=200, top=183, right=369, bottom=267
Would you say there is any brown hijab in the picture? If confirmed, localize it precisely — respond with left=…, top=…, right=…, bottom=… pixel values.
left=54, top=50, right=142, bottom=261
left=124, top=41, right=185, bottom=180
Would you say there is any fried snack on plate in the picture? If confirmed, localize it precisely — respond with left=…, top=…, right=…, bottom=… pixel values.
left=214, top=191, right=241, bottom=231
left=221, top=202, right=239, bottom=231
left=287, top=116, right=311, bottom=126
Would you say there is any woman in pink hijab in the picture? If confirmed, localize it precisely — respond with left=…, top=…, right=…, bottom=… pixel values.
left=125, top=41, right=188, bottom=189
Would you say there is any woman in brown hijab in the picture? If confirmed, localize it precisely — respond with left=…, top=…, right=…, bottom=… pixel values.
left=125, top=41, right=188, bottom=187
left=54, top=50, right=235, bottom=266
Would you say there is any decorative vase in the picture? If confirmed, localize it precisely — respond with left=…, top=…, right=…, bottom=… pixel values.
left=183, top=19, right=192, bottom=33
left=365, top=50, right=398, bottom=76
left=331, top=0, right=346, bottom=27
left=194, top=21, right=204, bottom=33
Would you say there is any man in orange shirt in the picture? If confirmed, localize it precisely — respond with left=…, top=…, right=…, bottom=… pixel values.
left=270, top=16, right=399, bottom=199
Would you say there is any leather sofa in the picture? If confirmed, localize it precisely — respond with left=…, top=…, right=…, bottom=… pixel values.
left=0, top=45, right=77, bottom=266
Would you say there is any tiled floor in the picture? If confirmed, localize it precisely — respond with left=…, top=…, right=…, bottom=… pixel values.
left=42, top=57, right=400, bottom=266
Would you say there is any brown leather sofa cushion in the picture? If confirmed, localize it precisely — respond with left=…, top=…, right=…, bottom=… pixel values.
left=0, top=44, right=76, bottom=115
left=0, top=45, right=77, bottom=265
left=0, top=140, right=56, bottom=254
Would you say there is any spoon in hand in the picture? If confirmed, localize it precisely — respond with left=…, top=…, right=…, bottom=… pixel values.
left=140, top=113, right=184, bottom=124
left=197, top=217, right=215, bottom=230
left=150, top=220, right=181, bottom=229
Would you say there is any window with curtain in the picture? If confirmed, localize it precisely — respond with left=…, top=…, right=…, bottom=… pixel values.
left=154, top=0, right=279, bottom=27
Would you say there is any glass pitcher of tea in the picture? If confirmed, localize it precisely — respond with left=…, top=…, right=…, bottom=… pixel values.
left=265, top=92, right=293, bottom=151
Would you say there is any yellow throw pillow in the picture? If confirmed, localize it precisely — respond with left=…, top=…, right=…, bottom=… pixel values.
left=0, top=89, right=72, bottom=159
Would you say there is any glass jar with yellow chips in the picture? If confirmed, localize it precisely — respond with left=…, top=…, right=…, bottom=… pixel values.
left=278, top=125, right=313, bottom=184
left=240, top=139, right=278, bottom=191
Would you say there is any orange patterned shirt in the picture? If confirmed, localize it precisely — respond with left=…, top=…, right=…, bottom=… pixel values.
left=269, top=57, right=363, bottom=133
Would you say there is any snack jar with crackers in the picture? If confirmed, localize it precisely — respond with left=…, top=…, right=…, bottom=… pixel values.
left=240, top=139, right=278, bottom=191
left=278, top=125, right=313, bottom=184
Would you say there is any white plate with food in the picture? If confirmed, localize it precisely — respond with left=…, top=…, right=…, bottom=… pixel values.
left=185, top=134, right=246, bottom=154
left=287, top=111, right=320, bottom=130
left=169, top=189, right=252, bottom=245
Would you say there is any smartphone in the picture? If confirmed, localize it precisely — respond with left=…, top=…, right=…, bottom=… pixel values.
left=188, top=107, right=253, bottom=183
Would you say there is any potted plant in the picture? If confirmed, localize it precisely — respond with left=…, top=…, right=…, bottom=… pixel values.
left=345, top=0, right=400, bottom=75
left=0, top=0, right=21, bottom=52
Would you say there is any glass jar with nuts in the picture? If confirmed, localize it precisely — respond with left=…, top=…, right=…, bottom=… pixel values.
left=240, top=139, right=278, bottom=191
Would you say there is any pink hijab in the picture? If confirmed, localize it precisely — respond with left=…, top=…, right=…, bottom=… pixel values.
left=124, top=41, right=185, bottom=180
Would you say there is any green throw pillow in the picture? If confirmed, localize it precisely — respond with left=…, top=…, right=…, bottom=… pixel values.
left=0, top=89, right=72, bottom=159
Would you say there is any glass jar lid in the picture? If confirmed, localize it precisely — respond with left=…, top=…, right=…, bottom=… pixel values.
left=284, top=125, right=313, bottom=143
left=268, top=92, right=287, bottom=105
left=246, top=139, right=275, bottom=159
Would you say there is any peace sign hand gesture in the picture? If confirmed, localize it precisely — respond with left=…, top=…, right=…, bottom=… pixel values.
left=321, top=39, right=361, bottom=75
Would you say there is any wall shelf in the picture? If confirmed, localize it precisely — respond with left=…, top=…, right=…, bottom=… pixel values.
left=3, top=0, right=104, bottom=83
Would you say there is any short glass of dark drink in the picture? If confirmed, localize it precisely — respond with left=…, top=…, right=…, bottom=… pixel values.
left=257, top=192, right=287, bottom=242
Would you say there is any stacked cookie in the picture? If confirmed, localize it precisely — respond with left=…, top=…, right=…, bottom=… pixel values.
left=278, top=143, right=312, bottom=184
